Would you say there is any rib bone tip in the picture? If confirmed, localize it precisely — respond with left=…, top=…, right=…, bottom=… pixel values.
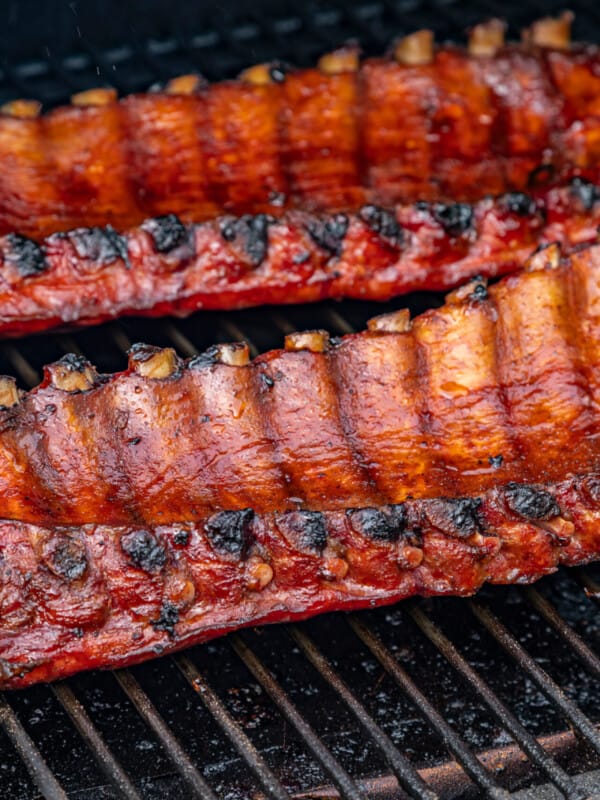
left=393, top=29, right=434, bottom=66
left=318, top=45, right=360, bottom=75
left=129, top=345, right=179, bottom=379
left=367, top=309, right=411, bottom=334
left=71, top=87, right=118, bottom=107
left=48, top=356, right=97, bottom=393
left=525, top=242, right=562, bottom=272
left=523, top=11, right=573, bottom=49
left=0, top=99, right=42, bottom=119
left=285, top=330, right=330, bottom=353
left=216, top=343, right=250, bottom=367
left=468, top=19, right=506, bottom=56
left=165, top=74, right=204, bottom=95
left=0, top=376, right=20, bottom=408
left=239, top=63, right=274, bottom=86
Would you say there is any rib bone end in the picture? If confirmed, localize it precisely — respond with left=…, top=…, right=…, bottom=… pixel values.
left=394, top=30, right=434, bottom=66
left=468, top=19, right=506, bottom=56
left=239, top=64, right=273, bottom=86
left=285, top=330, right=330, bottom=353
left=525, top=242, right=562, bottom=272
left=318, top=45, right=360, bottom=75
left=216, top=343, right=250, bottom=367
left=129, top=345, right=179, bottom=379
left=165, top=74, right=204, bottom=95
left=367, top=309, right=411, bottom=333
left=71, top=88, right=118, bottom=107
left=48, top=356, right=97, bottom=393
left=524, top=12, right=573, bottom=50
left=0, top=377, right=20, bottom=408
left=0, top=99, right=42, bottom=119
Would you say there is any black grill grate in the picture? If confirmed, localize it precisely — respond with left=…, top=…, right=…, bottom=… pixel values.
left=0, top=1, right=599, bottom=798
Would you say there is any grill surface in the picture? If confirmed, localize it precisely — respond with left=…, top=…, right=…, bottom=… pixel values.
left=0, top=1, right=599, bottom=799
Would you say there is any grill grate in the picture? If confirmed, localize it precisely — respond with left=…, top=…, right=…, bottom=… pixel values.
left=0, top=1, right=600, bottom=798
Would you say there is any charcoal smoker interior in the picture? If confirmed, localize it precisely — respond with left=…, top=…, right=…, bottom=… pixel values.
left=1, top=0, right=600, bottom=798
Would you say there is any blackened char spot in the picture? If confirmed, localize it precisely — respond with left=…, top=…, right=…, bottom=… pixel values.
left=70, top=226, right=129, bottom=266
left=205, top=509, right=255, bottom=557
left=219, top=214, right=276, bottom=265
left=432, top=203, right=473, bottom=236
left=470, top=282, right=488, bottom=301
left=4, top=233, right=47, bottom=277
left=57, top=353, right=91, bottom=373
left=151, top=601, right=179, bottom=637
left=504, top=484, right=560, bottom=520
left=269, top=61, right=289, bottom=82
left=306, top=214, right=349, bottom=257
left=142, top=214, right=188, bottom=252
left=359, top=205, right=403, bottom=246
left=47, top=538, right=87, bottom=582
left=425, top=497, right=482, bottom=539
left=348, top=506, right=406, bottom=542
left=489, top=454, right=503, bottom=468
left=121, top=530, right=167, bottom=572
left=570, top=177, right=600, bottom=211
left=280, top=510, right=327, bottom=552
left=502, top=192, right=537, bottom=216
left=173, top=529, right=190, bottom=546
left=188, top=344, right=221, bottom=369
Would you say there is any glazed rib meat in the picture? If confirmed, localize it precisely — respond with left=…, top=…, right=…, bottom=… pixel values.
left=0, top=15, right=599, bottom=242
left=0, top=181, right=599, bottom=338
left=1, top=240, right=600, bottom=688
left=1, top=15, right=600, bottom=336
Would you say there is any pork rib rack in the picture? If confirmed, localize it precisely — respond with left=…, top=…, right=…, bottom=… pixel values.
left=1, top=240, right=600, bottom=688
left=0, top=14, right=598, bottom=242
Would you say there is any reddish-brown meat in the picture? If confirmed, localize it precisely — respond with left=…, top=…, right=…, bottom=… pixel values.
left=0, top=181, right=599, bottom=338
left=1, top=240, right=600, bottom=688
left=0, top=16, right=599, bottom=241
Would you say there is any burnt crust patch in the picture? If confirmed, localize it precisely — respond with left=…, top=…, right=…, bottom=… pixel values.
left=142, top=214, right=188, bottom=253
left=501, top=192, right=537, bottom=216
left=358, top=205, right=403, bottom=246
left=205, top=509, right=255, bottom=557
left=432, top=203, right=473, bottom=236
left=220, top=214, right=276, bottom=265
left=42, top=536, right=87, bottom=582
left=504, top=484, right=560, bottom=520
left=570, top=177, right=600, bottom=211
left=4, top=233, right=47, bottom=277
left=188, top=344, right=221, bottom=369
left=306, top=214, right=349, bottom=257
left=69, top=226, right=129, bottom=266
left=425, top=497, right=483, bottom=539
left=121, top=530, right=167, bottom=573
left=278, top=510, right=328, bottom=552
left=151, top=601, right=179, bottom=637
left=347, top=506, right=406, bottom=542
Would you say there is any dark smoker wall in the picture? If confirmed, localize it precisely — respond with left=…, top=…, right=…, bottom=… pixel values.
left=1, top=0, right=598, bottom=87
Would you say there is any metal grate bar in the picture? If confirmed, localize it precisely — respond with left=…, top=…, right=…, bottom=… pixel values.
left=348, top=614, right=511, bottom=800
left=524, top=588, right=600, bottom=679
left=113, top=668, right=219, bottom=800
left=2, top=344, right=40, bottom=387
left=469, top=602, right=600, bottom=756
left=174, top=652, right=293, bottom=800
left=576, top=570, right=600, bottom=600
left=230, top=633, right=368, bottom=800
left=0, top=694, right=68, bottom=800
left=288, top=624, right=438, bottom=800
left=408, top=604, right=588, bottom=800
left=51, top=682, right=143, bottom=800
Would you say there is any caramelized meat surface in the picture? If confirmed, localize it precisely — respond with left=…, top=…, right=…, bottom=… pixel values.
left=0, top=17, right=599, bottom=241
left=0, top=183, right=598, bottom=338
left=1, top=241, right=600, bottom=687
